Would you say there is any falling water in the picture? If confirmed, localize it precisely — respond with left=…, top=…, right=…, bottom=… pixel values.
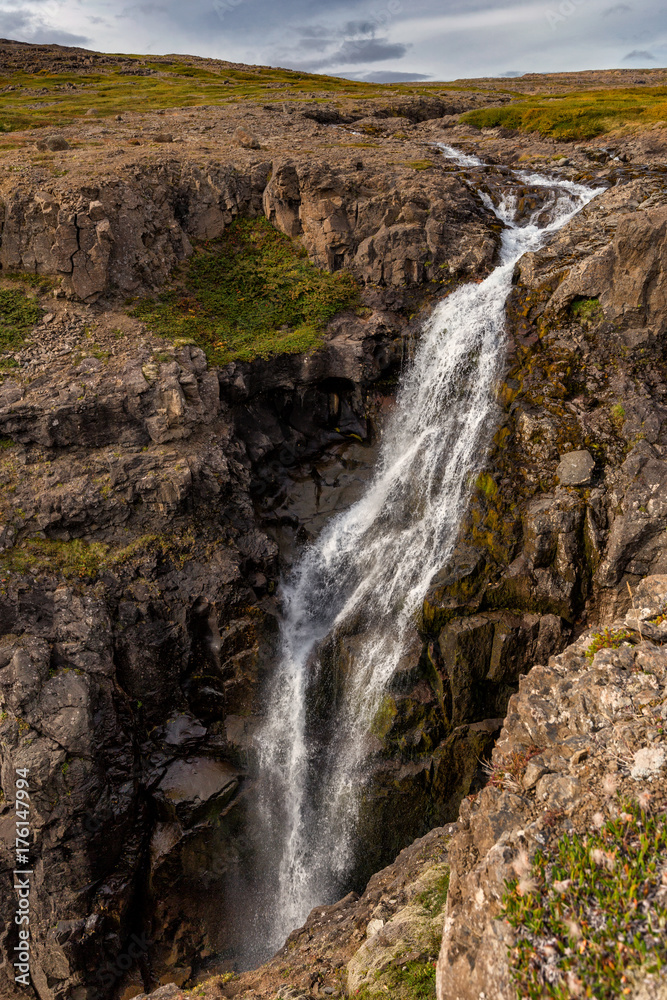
left=252, top=154, right=603, bottom=956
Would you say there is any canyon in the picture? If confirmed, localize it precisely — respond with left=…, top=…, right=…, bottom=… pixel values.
left=0, top=42, right=666, bottom=1000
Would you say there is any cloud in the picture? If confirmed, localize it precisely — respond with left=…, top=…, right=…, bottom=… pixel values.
left=0, top=8, right=90, bottom=46
left=499, top=70, right=524, bottom=76
left=296, top=38, right=408, bottom=70
left=623, top=49, right=656, bottom=60
left=339, top=70, right=430, bottom=82
left=602, top=4, right=631, bottom=13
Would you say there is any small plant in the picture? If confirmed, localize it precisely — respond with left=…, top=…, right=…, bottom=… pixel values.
left=611, top=403, right=626, bottom=429
left=648, top=605, right=667, bottom=626
left=484, top=746, right=543, bottom=791
left=571, top=297, right=603, bottom=327
left=585, top=627, right=634, bottom=662
left=502, top=799, right=667, bottom=999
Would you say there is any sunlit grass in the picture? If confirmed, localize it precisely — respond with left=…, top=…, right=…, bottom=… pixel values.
left=462, top=87, right=667, bottom=140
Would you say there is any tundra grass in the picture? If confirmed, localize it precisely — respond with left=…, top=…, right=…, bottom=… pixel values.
left=132, top=217, right=360, bottom=365
left=462, top=87, right=667, bottom=140
left=502, top=799, right=667, bottom=999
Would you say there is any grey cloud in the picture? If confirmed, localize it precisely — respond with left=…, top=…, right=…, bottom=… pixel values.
left=602, top=4, right=631, bottom=13
left=623, top=49, right=656, bottom=60
left=303, top=38, right=408, bottom=69
left=361, top=70, right=430, bottom=81
left=120, top=3, right=169, bottom=14
left=0, top=9, right=90, bottom=45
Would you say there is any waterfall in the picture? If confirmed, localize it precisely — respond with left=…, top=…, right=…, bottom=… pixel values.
left=251, top=156, right=603, bottom=957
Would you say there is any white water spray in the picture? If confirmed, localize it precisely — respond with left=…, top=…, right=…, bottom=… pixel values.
left=253, top=157, right=602, bottom=955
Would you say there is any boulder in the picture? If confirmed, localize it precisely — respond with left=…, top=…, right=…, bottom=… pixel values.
left=556, top=449, right=595, bottom=486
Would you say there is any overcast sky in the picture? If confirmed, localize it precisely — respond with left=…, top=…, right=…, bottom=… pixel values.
left=0, top=0, right=665, bottom=81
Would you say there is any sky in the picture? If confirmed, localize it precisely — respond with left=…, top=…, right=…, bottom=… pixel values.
left=0, top=0, right=665, bottom=81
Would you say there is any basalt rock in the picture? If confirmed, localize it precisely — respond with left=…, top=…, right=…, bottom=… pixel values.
left=436, top=574, right=667, bottom=1000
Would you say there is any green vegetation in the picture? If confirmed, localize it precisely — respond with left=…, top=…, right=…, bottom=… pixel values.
left=0, top=532, right=197, bottom=580
left=416, top=870, right=450, bottom=917
left=405, top=159, right=435, bottom=170
left=462, top=87, right=667, bottom=140
left=585, top=626, right=634, bottom=662
left=502, top=799, right=667, bottom=999
left=0, top=288, right=42, bottom=351
left=356, top=960, right=437, bottom=1000
left=571, top=297, right=603, bottom=327
left=0, top=61, right=377, bottom=133
left=132, top=217, right=360, bottom=364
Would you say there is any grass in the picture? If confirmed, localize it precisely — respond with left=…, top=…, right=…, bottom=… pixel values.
left=0, top=288, right=42, bottom=352
left=416, top=870, right=450, bottom=917
left=571, top=297, right=603, bottom=327
left=585, top=627, right=634, bottom=662
left=502, top=799, right=667, bottom=999
left=0, top=532, right=197, bottom=580
left=461, top=86, right=667, bottom=140
left=355, top=961, right=437, bottom=1000
left=132, top=217, right=360, bottom=365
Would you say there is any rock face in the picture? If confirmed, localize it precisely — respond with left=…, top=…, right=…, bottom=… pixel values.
left=3, top=58, right=667, bottom=1000
left=436, top=574, right=667, bottom=1000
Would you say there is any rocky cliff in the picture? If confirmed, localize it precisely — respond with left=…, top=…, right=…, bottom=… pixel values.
left=1, top=48, right=667, bottom=1000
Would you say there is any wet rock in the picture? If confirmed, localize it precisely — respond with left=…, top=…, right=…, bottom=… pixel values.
left=556, top=449, right=595, bottom=486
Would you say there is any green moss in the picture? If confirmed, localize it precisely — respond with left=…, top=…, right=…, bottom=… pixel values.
left=356, top=960, right=437, bottom=1000
left=0, top=532, right=197, bottom=580
left=476, top=472, right=499, bottom=499
left=502, top=799, right=667, bottom=999
left=371, top=694, right=399, bottom=740
left=571, top=296, right=604, bottom=327
left=416, top=870, right=450, bottom=917
left=404, top=159, right=435, bottom=170
left=0, top=288, right=42, bottom=351
left=461, top=87, right=667, bottom=140
left=132, top=217, right=360, bottom=365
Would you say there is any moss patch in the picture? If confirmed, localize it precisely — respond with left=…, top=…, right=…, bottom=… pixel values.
left=0, top=288, right=42, bottom=352
left=461, top=87, right=667, bottom=140
left=132, top=217, right=360, bottom=364
left=0, top=532, right=196, bottom=580
left=416, top=870, right=450, bottom=917
left=502, top=799, right=667, bottom=999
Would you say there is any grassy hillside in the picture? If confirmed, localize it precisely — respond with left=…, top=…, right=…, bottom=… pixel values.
left=463, top=85, right=667, bottom=140
left=1, top=41, right=666, bottom=141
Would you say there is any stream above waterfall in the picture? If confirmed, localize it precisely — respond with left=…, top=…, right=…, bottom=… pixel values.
left=244, top=152, right=604, bottom=965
